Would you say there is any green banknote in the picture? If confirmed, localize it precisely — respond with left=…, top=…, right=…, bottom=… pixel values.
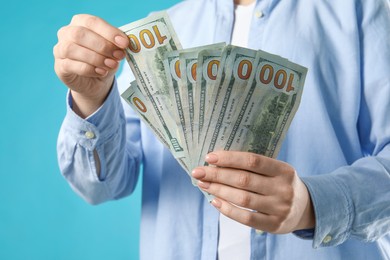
left=120, top=12, right=187, bottom=160
left=196, top=45, right=258, bottom=168
left=119, top=14, right=308, bottom=202
left=194, top=48, right=223, bottom=151
left=224, top=50, right=307, bottom=158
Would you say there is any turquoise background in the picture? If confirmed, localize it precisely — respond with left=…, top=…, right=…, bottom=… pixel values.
left=0, top=0, right=180, bottom=259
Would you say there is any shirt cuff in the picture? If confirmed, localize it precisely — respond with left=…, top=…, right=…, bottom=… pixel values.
left=301, top=173, right=353, bottom=248
left=63, top=80, right=125, bottom=151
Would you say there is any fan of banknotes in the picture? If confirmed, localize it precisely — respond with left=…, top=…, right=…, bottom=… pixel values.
left=119, top=12, right=307, bottom=197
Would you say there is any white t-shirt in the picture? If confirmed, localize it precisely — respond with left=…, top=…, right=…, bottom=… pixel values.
left=230, top=2, right=256, bottom=47
left=218, top=2, right=256, bottom=260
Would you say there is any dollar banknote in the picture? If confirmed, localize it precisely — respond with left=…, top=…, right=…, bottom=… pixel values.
left=162, top=44, right=225, bottom=167
left=194, top=48, right=223, bottom=150
left=224, top=51, right=307, bottom=158
left=178, top=43, right=225, bottom=159
left=122, top=80, right=214, bottom=197
left=163, top=50, right=190, bottom=160
left=196, top=45, right=258, bottom=168
left=121, top=80, right=190, bottom=173
left=119, top=12, right=187, bottom=161
left=119, top=13, right=308, bottom=202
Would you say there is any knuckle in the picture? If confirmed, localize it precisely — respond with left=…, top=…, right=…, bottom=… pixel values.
left=92, top=54, right=104, bottom=66
left=80, top=62, right=92, bottom=75
left=60, top=59, right=70, bottom=71
left=63, top=59, right=76, bottom=75
left=211, top=167, right=221, bottom=182
left=71, top=14, right=87, bottom=24
left=71, top=26, right=86, bottom=42
left=281, top=185, right=295, bottom=203
left=57, top=26, right=68, bottom=39
left=84, top=15, right=99, bottom=28
left=71, top=14, right=80, bottom=23
left=211, top=183, right=221, bottom=195
left=223, top=203, right=233, bottom=216
left=247, top=154, right=261, bottom=169
left=55, top=59, right=69, bottom=77
left=96, top=41, right=110, bottom=54
left=59, top=42, right=72, bottom=58
left=282, top=165, right=296, bottom=180
left=241, top=212, right=254, bottom=226
left=237, top=171, right=251, bottom=188
left=237, top=192, right=251, bottom=207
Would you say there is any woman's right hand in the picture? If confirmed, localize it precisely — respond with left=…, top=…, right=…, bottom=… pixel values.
left=53, top=14, right=129, bottom=118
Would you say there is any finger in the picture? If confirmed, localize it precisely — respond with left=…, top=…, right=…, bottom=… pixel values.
left=54, top=41, right=119, bottom=71
left=192, top=166, right=274, bottom=194
left=211, top=198, right=274, bottom=231
left=55, top=58, right=108, bottom=80
left=212, top=197, right=286, bottom=233
left=205, top=151, right=294, bottom=177
left=70, top=14, right=129, bottom=49
left=58, top=26, right=126, bottom=60
left=199, top=181, right=282, bottom=215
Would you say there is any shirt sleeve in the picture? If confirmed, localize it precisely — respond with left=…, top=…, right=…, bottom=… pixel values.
left=56, top=79, right=142, bottom=205
left=300, top=0, right=390, bottom=248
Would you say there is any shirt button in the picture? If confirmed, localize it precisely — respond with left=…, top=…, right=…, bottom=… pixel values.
left=323, top=235, right=332, bottom=244
left=85, top=131, right=95, bottom=139
left=255, top=10, right=264, bottom=18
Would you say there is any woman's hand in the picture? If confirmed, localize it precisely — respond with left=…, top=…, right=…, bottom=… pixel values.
left=192, top=151, right=315, bottom=234
left=53, top=14, right=129, bottom=117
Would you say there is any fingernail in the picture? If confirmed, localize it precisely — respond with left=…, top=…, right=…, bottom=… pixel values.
left=104, top=58, right=118, bottom=69
left=191, top=168, right=206, bottom=179
left=198, top=181, right=210, bottom=189
left=95, top=67, right=107, bottom=75
left=205, top=153, right=218, bottom=164
left=211, top=199, right=222, bottom=208
left=114, top=35, right=128, bottom=48
left=113, top=50, right=126, bottom=60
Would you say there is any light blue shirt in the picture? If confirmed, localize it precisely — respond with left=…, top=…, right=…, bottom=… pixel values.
left=57, top=0, right=390, bottom=259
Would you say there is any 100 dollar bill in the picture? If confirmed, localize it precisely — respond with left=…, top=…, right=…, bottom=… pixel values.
left=121, top=81, right=190, bottom=173
left=196, top=46, right=258, bottom=167
left=122, top=81, right=214, bottom=195
left=120, top=12, right=187, bottom=160
left=119, top=12, right=308, bottom=202
left=163, top=50, right=190, bottom=162
left=178, top=43, right=225, bottom=157
left=194, top=49, right=224, bottom=150
left=224, top=51, right=307, bottom=157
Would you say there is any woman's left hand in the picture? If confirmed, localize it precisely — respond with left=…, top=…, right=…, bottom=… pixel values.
left=191, top=151, right=315, bottom=234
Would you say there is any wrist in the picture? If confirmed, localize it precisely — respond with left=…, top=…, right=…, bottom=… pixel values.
left=71, top=79, right=114, bottom=118
left=299, top=194, right=315, bottom=229
left=294, top=180, right=316, bottom=231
